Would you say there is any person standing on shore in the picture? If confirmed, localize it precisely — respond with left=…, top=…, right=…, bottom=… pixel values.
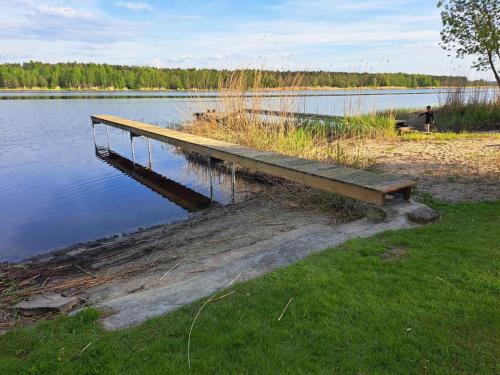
left=419, top=106, right=434, bottom=132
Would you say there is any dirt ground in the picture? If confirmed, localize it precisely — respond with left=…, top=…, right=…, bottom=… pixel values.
left=350, top=136, right=500, bottom=202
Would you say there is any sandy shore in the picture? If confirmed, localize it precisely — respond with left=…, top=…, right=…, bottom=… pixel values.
left=346, top=136, right=500, bottom=202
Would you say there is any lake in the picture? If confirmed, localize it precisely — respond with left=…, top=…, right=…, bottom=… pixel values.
left=0, top=88, right=451, bottom=262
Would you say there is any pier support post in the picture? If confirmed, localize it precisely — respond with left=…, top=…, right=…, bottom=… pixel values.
left=208, top=154, right=213, bottom=202
left=106, top=126, right=111, bottom=149
left=92, top=124, right=97, bottom=149
left=147, top=138, right=152, bottom=169
left=231, top=163, right=236, bottom=203
left=130, top=133, right=136, bottom=164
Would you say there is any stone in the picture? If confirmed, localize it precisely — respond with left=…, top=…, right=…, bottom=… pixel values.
left=406, top=206, right=440, bottom=224
left=366, top=205, right=388, bottom=223
left=14, top=294, right=78, bottom=316
left=366, top=204, right=399, bottom=223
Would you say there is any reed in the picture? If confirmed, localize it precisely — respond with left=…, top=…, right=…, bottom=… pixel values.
left=184, top=70, right=395, bottom=168
left=436, top=87, right=500, bottom=131
left=301, top=112, right=396, bottom=139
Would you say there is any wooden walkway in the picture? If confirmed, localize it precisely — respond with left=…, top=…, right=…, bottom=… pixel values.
left=91, top=115, right=416, bottom=206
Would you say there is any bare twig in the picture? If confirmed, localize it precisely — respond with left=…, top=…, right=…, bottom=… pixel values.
left=188, top=273, right=241, bottom=369
left=19, top=274, right=40, bottom=286
left=436, top=276, right=451, bottom=285
left=78, top=341, right=95, bottom=355
left=74, top=265, right=98, bottom=278
left=158, top=259, right=185, bottom=282
left=277, top=297, right=294, bottom=321
left=205, top=290, right=235, bottom=303
left=41, top=277, right=50, bottom=288
left=148, top=255, right=162, bottom=266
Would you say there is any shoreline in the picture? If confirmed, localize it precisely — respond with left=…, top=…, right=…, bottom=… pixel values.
left=0, top=85, right=494, bottom=93
left=2, top=189, right=436, bottom=331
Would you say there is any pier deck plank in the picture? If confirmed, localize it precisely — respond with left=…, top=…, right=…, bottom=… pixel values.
left=91, top=114, right=416, bottom=206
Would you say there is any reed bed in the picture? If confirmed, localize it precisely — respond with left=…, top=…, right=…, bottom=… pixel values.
left=386, top=88, right=500, bottom=133
left=436, top=87, right=500, bottom=131
left=184, top=73, right=498, bottom=171
left=301, top=112, right=396, bottom=139
left=184, top=71, right=395, bottom=169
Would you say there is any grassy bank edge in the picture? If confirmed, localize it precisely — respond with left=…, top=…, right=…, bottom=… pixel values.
left=0, top=199, right=498, bottom=374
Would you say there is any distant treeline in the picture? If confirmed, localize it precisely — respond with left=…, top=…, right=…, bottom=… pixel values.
left=0, top=61, right=487, bottom=90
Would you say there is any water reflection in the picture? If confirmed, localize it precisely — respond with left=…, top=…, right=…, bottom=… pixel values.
left=95, top=147, right=213, bottom=212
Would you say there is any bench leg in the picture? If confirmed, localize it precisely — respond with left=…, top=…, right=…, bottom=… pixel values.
left=402, top=186, right=412, bottom=200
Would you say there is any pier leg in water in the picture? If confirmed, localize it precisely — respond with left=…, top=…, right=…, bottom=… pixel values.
left=106, top=126, right=111, bottom=150
left=208, top=153, right=213, bottom=202
left=130, top=133, right=136, bottom=164
left=147, top=138, right=152, bottom=169
left=92, top=124, right=97, bottom=150
left=231, top=163, right=236, bottom=203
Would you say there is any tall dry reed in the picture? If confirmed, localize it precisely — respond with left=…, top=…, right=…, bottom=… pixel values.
left=184, top=70, right=394, bottom=168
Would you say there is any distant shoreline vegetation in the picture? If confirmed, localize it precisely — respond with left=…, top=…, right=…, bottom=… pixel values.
left=0, top=61, right=492, bottom=90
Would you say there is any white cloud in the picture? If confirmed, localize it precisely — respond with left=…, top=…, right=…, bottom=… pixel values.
left=165, top=14, right=201, bottom=20
left=35, top=4, right=94, bottom=18
left=115, top=2, right=153, bottom=11
left=269, top=0, right=418, bottom=14
left=0, top=0, right=494, bottom=80
left=0, top=0, right=147, bottom=44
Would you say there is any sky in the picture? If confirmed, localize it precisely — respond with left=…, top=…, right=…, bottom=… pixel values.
left=0, top=0, right=493, bottom=79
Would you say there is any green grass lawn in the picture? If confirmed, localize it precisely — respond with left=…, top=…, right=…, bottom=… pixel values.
left=1, top=201, right=499, bottom=374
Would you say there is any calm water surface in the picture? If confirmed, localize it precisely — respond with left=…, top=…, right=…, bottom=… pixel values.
left=0, top=89, right=449, bottom=261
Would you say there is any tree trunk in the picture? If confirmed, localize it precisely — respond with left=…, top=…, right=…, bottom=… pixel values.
left=487, top=51, right=500, bottom=89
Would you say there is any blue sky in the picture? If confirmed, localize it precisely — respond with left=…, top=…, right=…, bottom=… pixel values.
left=0, top=0, right=491, bottom=79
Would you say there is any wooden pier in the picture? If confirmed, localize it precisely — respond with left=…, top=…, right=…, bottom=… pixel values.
left=91, top=114, right=416, bottom=206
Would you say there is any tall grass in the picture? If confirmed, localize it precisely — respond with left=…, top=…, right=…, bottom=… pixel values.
left=184, top=70, right=394, bottom=168
left=437, top=87, right=500, bottom=131
left=301, top=113, right=396, bottom=139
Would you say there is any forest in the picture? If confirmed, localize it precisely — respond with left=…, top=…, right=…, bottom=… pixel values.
left=0, top=61, right=482, bottom=90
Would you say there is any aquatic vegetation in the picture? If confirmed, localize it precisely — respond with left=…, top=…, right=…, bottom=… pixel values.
left=388, top=88, right=500, bottom=132
left=301, top=112, right=396, bottom=139
left=436, top=87, right=500, bottom=131
left=185, top=71, right=399, bottom=168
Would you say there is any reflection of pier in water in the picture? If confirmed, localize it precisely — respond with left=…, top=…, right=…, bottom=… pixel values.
left=95, top=147, right=213, bottom=212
